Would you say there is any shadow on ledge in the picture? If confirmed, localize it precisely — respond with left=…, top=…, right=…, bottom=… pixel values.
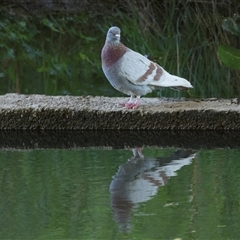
left=0, top=130, right=240, bottom=149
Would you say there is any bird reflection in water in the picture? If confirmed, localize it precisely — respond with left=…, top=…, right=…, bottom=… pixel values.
left=109, top=148, right=196, bottom=232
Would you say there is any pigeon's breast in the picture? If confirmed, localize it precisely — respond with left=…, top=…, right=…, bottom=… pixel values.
left=101, top=43, right=127, bottom=67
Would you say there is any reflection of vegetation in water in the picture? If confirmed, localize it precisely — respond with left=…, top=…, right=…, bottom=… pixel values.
left=1, top=148, right=240, bottom=239
left=0, top=1, right=239, bottom=97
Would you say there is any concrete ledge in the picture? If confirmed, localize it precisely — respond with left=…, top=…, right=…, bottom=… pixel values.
left=0, top=93, right=240, bottom=130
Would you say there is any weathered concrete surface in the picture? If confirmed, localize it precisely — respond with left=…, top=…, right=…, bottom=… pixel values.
left=0, top=93, right=240, bottom=130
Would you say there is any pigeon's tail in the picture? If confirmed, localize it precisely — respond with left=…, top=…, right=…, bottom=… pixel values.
left=168, top=75, right=193, bottom=91
left=153, top=71, right=193, bottom=90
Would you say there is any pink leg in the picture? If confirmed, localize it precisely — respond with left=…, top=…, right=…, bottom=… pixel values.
left=118, top=96, right=141, bottom=109
left=125, top=100, right=140, bottom=109
left=118, top=95, right=134, bottom=107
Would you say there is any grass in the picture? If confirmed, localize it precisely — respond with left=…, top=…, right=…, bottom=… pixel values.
left=97, top=1, right=240, bottom=98
left=0, top=0, right=239, bottom=98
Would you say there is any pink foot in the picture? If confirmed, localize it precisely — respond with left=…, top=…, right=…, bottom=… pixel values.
left=125, top=101, right=140, bottom=109
left=118, top=96, right=141, bottom=109
left=118, top=100, right=140, bottom=109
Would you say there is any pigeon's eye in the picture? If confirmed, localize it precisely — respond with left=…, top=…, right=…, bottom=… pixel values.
left=110, top=31, right=119, bottom=37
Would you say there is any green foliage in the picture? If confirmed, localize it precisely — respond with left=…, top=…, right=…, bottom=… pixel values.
left=222, top=17, right=240, bottom=37
left=0, top=12, right=100, bottom=95
left=0, top=1, right=240, bottom=97
left=218, top=16, right=240, bottom=71
left=218, top=45, right=240, bottom=70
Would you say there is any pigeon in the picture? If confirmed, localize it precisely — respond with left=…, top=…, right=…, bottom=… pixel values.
left=101, top=26, right=193, bottom=109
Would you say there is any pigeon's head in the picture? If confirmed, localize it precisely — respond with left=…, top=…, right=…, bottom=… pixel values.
left=106, top=26, right=121, bottom=43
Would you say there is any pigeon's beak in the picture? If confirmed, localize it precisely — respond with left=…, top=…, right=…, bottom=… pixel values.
left=115, top=34, right=120, bottom=40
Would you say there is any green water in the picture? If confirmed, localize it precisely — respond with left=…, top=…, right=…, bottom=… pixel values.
left=0, top=144, right=240, bottom=239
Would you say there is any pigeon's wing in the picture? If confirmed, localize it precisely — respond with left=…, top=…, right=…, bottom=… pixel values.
left=119, top=50, right=193, bottom=89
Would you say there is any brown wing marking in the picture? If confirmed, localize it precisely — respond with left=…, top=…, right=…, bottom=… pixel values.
left=153, top=64, right=163, bottom=81
left=136, top=62, right=155, bottom=83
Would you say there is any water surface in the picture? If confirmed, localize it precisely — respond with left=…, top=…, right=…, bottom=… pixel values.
left=0, top=136, right=240, bottom=239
